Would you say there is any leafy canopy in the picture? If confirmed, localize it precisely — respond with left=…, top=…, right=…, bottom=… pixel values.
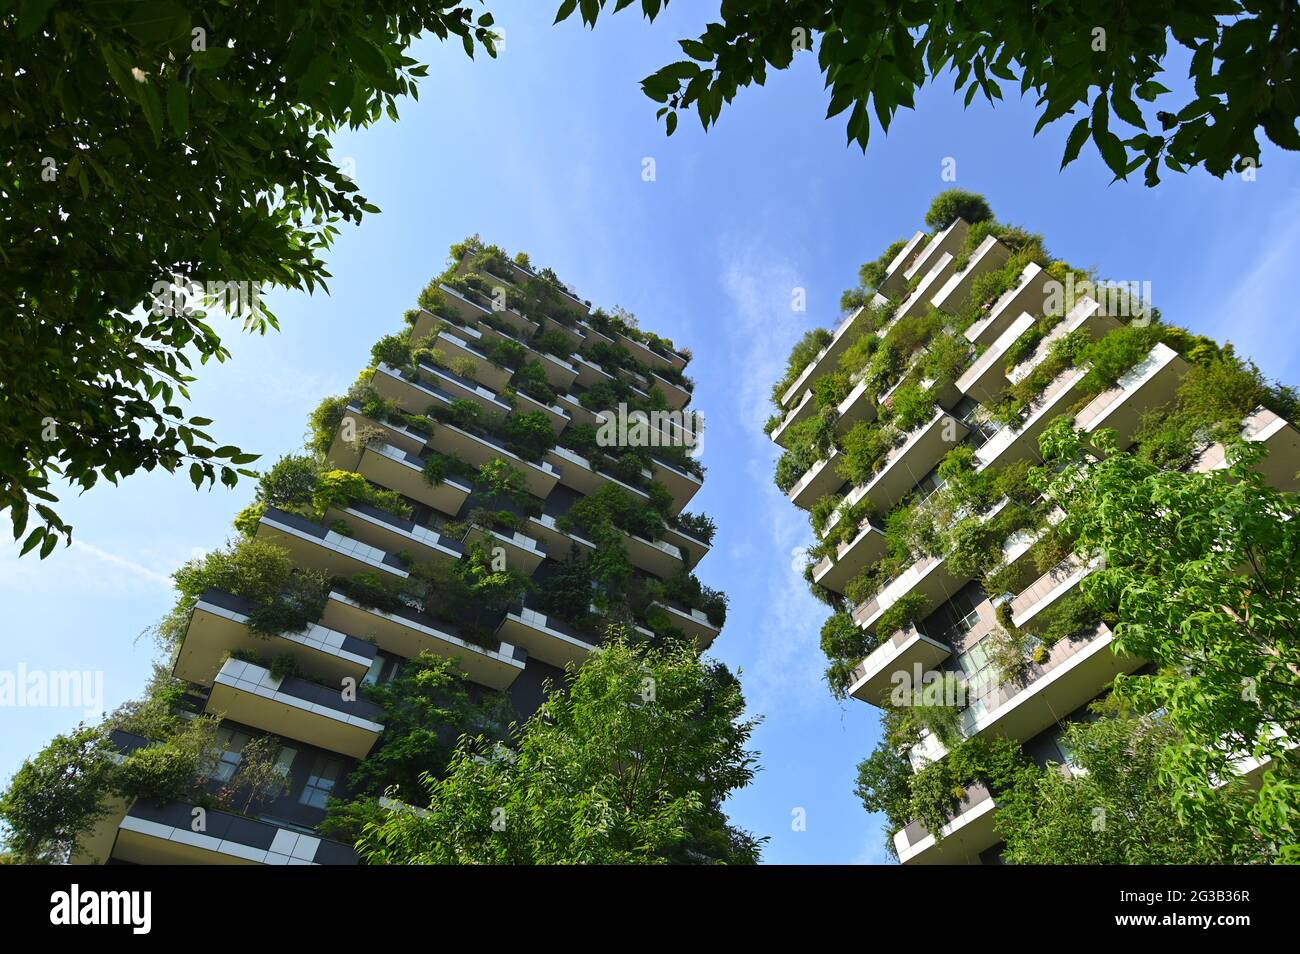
left=1039, top=421, right=1300, bottom=859
left=2, top=1, right=498, bottom=557
left=359, top=634, right=764, bottom=864
left=558, top=0, right=1300, bottom=184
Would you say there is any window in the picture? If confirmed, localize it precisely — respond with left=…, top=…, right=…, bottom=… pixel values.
left=299, top=755, right=344, bottom=808
left=210, top=728, right=250, bottom=782
left=273, top=745, right=298, bottom=779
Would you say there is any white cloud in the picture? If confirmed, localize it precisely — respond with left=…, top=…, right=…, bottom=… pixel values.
left=0, top=539, right=176, bottom=597
left=716, top=240, right=831, bottom=715
left=1208, top=187, right=1300, bottom=382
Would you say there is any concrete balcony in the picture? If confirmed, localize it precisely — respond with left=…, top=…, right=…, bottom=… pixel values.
left=965, top=262, right=1054, bottom=348
left=625, top=531, right=686, bottom=577
left=572, top=353, right=611, bottom=389
left=555, top=392, right=603, bottom=430
left=110, top=800, right=360, bottom=866
left=1009, top=553, right=1099, bottom=630
left=417, top=361, right=513, bottom=417
left=575, top=318, right=616, bottom=351
left=788, top=448, right=846, bottom=510
left=256, top=507, right=411, bottom=584
left=956, top=312, right=1035, bottom=403
left=649, top=371, right=691, bottom=411
left=894, top=781, right=997, bottom=865
left=1006, top=296, right=1116, bottom=385
left=1193, top=406, right=1300, bottom=491
left=326, top=400, right=428, bottom=467
left=324, top=502, right=464, bottom=567
left=512, top=389, right=570, bottom=435
left=847, top=623, right=951, bottom=708
left=372, top=361, right=511, bottom=420
left=496, top=603, right=600, bottom=668
left=428, top=422, right=560, bottom=498
left=931, top=234, right=1011, bottom=315
left=649, top=455, right=703, bottom=515
left=975, top=366, right=1090, bottom=471
left=319, top=591, right=527, bottom=690
left=526, top=348, right=577, bottom=391
left=540, top=315, right=586, bottom=350
left=661, top=523, right=710, bottom=570
left=879, top=229, right=927, bottom=298
left=653, top=601, right=721, bottom=648
left=354, top=441, right=473, bottom=516
left=526, top=512, right=598, bottom=559
left=462, top=524, right=546, bottom=575
left=853, top=549, right=967, bottom=635
left=434, top=331, right=513, bottom=392
left=174, top=589, right=375, bottom=688
left=892, top=251, right=957, bottom=324
left=779, top=295, right=890, bottom=408
left=905, top=218, right=970, bottom=284
left=1074, top=343, right=1188, bottom=450
left=812, top=520, right=887, bottom=594
left=545, top=444, right=651, bottom=503
left=207, top=658, right=384, bottom=759
left=965, top=621, right=1138, bottom=748
left=614, top=331, right=684, bottom=374
left=833, top=374, right=878, bottom=435
left=839, top=408, right=968, bottom=519
left=410, top=283, right=494, bottom=337
left=771, top=388, right=815, bottom=448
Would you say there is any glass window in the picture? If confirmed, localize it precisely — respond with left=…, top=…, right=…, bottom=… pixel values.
left=211, top=728, right=250, bottom=782
left=299, top=756, right=343, bottom=808
left=273, top=745, right=298, bottom=779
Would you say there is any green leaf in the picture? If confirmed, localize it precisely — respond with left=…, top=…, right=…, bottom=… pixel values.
left=166, top=81, right=190, bottom=136
left=1061, top=117, right=1090, bottom=169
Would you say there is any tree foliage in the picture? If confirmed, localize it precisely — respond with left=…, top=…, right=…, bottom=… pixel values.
left=560, top=0, right=1300, bottom=184
left=2, top=0, right=499, bottom=555
left=1039, top=421, right=1300, bottom=859
left=997, top=713, right=1262, bottom=864
left=359, top=634, right=763, bottom=864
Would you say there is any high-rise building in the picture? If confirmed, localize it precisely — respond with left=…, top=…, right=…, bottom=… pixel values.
left=767, top=199, right=1300, bottom=864
left=70, top=238, right=721, bottom=865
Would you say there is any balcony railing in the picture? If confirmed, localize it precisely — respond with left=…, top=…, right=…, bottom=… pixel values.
left=847, top=623, right=952, bottom=707
left=496, top=602, right=600, bottom=668
left=974, top=366, right=1090, bottom=471
left=356, top=441, right=473, bottom=517
left=207, top=658, right=385, bottom=759
left=256, top=507, right=411, bottom=583
left=175, top=589, right=375, bottom=688
left=893, top=781, right=998, bottom=865
left=1074, top=343, right=1189, bottom=450
left=878, top=229, right=927, bottom=298
left=322, top=590, right=526, bottom=688
left=812, top=519, right=888, bottom=594
left=113, top=799, right=359, bottom=866
left=964, top=261, right=1053, bottom=348
left=956, top=312, right=1035, bottom=403
left=931, top=234, right=1011, bottom=315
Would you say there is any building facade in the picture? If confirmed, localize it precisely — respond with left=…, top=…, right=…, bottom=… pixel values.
left=768, top=202, right=1300, bottom=864
left=73, top=239, right=720, bottom=865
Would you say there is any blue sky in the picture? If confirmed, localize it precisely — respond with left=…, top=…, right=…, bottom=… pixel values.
left=4, top=3, right=1300, bottom=865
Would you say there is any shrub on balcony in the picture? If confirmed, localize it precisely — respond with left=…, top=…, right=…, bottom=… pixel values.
left=907, top=736, right=1030, bottom=842
left=885, top=382, right=933, bottom=433
left=837, top=420, right=893, bottom=486
left=771, top=328, right=832, bottom=405
left=670, top=510, right=716, bottom=545
left=512, top=359, right=557, bottom=406
left=875, top=592, right=930, bottom=638
left=501, top=410, right=557, bottom=460
left=924, top=190, right=993, bottom=230
left=348, top=651, right=514, bottom=802
left=484, top=338, right=525, bottom=370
